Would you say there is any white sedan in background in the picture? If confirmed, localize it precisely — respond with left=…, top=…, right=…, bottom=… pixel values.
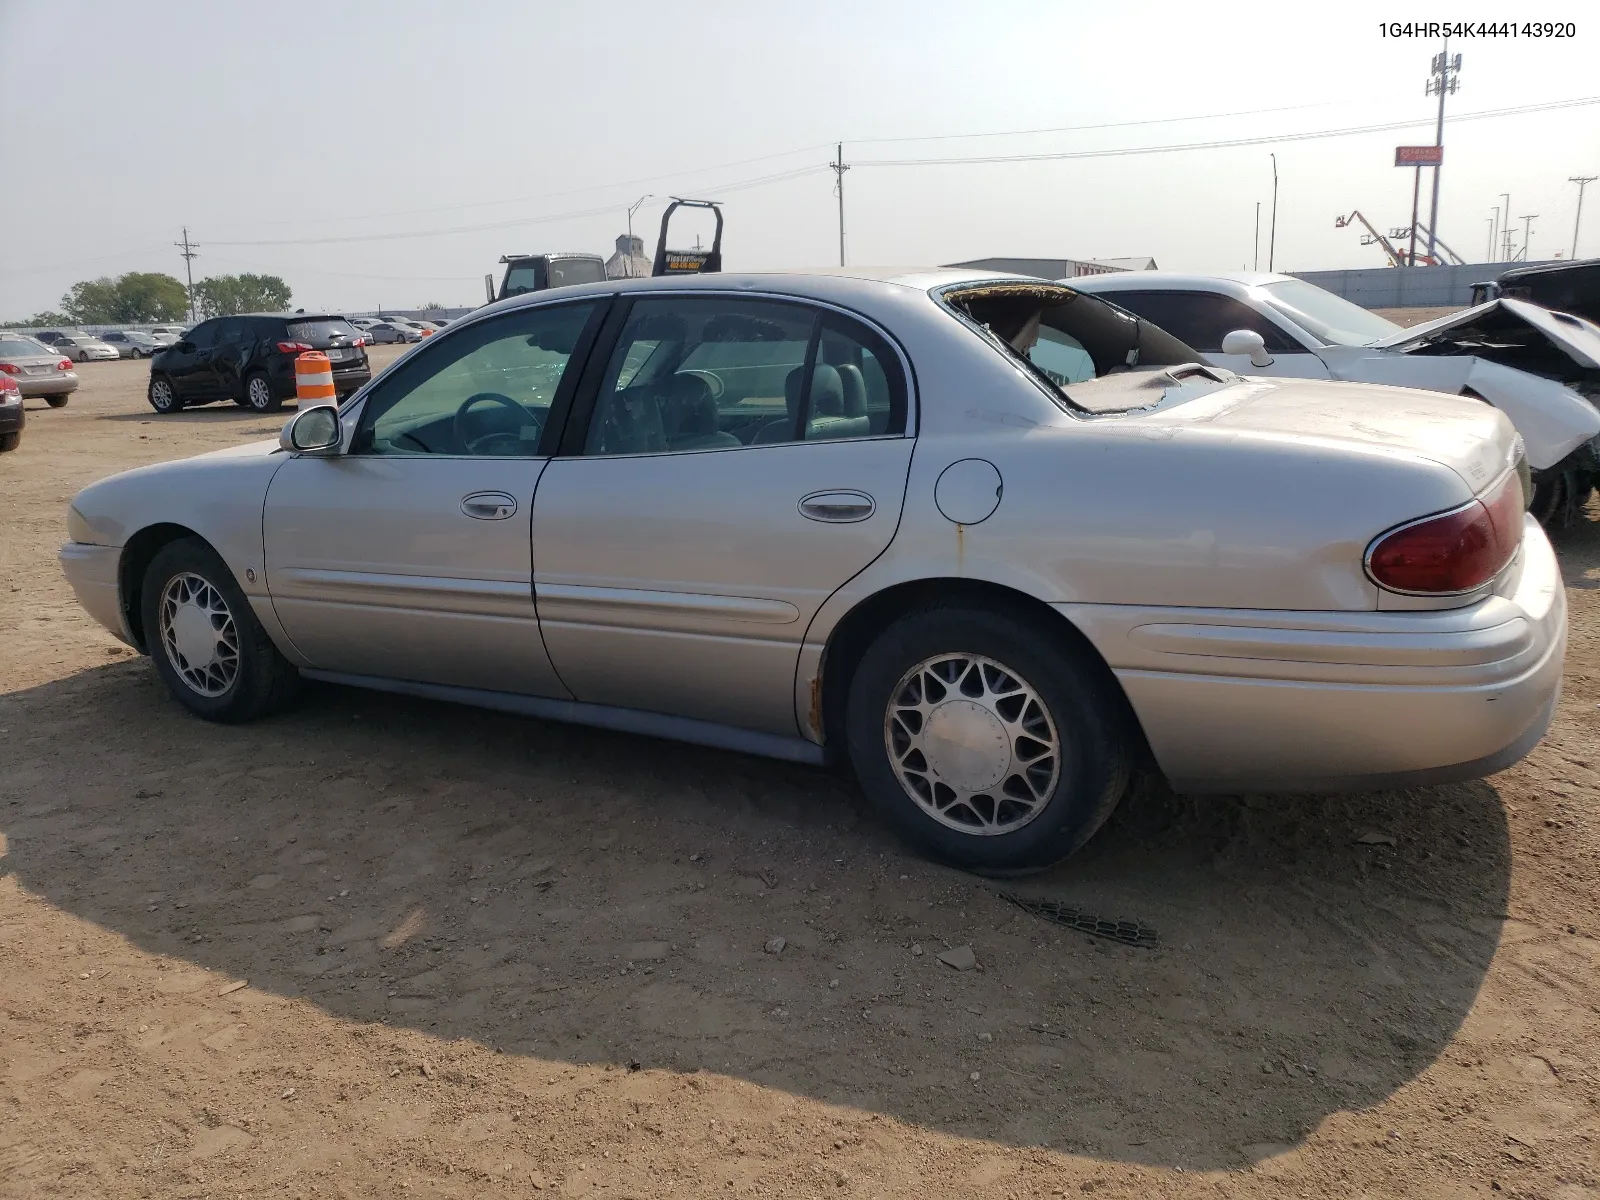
left=1068, top=271, right=1600, bottom=525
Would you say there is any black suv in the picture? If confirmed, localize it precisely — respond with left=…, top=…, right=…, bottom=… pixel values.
left=146, top=313, right=371, bottom=415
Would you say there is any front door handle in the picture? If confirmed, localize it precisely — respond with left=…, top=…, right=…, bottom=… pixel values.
left=461, top=491, right=518, bottom=520
left=798, top=490, right=875, bottom=523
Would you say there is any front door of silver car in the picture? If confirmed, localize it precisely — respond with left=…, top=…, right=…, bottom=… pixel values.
left=262, top=301, right=604, bottom=694
left=531, top=294, right=914, bottom=735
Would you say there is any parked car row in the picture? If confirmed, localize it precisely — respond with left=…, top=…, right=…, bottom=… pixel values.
left=61, top=267, right=1567, bottom=873
left=0, top=332, right=80, bottom=452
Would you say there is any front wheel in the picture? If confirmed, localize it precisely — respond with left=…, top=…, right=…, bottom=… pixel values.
left=148, top=375, right=182, bottom=414
left=131, top=348, right=144, bottom=359
left=243, top=372, right=282, bottom=413
left=844, top=606, right=1132, bottom=874
left=140, top=537, right=299, bottom=723
left=0, top=432, right=19, bottom=452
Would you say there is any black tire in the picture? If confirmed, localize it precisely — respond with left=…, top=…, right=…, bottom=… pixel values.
left=45, top=395, right=69, bottom=408
left=131, top=348, right=144, bottom=359
left=139, top=537, right=299, bottom=723
left=243, top=372, right=282, bottom=413
left=844, top=606, right=1132, bottom=874
left=148, top=375, right=182, bottom=414
left=0, top=431, right=19, bottom=452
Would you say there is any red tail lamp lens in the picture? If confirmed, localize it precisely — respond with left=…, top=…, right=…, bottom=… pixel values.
left=1366, top=472, right=1525, bottom=594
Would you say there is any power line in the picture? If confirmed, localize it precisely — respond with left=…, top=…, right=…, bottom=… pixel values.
left=851, top=96, right=1600, bottom=167
left=208, top=165, right=829, bottom=248
left=847, top=99, right=1338, bottom=146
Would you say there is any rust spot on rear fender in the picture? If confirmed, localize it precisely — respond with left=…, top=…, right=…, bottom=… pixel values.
left=808, top=675, right=823, bottom=740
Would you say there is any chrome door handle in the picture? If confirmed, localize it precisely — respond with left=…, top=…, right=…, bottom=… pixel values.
left=461, top=491, right=518, bottom=520
left=798, top=490, right=875, bottom=523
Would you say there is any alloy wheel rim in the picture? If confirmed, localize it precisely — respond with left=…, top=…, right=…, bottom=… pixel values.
left=158, top=572, right=240, bottom=697
left=883, top=653, right=1061, bottom=836
left=247, top=378, right=272, bottom=409
left=151, top=380, right=173, bottom=409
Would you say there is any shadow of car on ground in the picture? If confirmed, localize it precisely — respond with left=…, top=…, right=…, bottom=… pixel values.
left=0, top=657, right=1509, bottom=1171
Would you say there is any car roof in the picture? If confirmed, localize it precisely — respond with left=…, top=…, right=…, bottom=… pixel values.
left=1066, top=270, right=1295, bottom=293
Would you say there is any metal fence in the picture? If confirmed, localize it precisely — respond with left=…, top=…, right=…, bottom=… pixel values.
left=1287, top=261, right=1563, bottom=309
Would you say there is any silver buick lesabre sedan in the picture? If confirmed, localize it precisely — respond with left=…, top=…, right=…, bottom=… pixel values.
left=60, top=269, right=1566, bottom=873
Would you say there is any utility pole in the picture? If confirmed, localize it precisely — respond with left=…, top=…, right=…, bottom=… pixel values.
left=1500, top=193, right=1512, bottom=261
left=1423, top=41, right=1460, bottom=264
left=1488, top=206, right=1500, bottom=262
left=1268, top=153, right=1278, bottom=272
left=831, top=143, right=849, bottom=267
left=1518, top=214, right=1537, bottom=261
left=174, top=226, right=200, bottom=322
left=1253, top=201, right=1260, bottom=271
left=1571, top=176, right=1597, bottom=259
left=1485, top=217, right=1495, bottom=262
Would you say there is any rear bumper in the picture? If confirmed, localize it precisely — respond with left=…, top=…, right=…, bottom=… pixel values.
left=1061, top=517, right=1566, bottom=793
left=59, top=541, right=135, bottom=647
left=266, top=358, right=371, bottom=398
left=18, top=373, right=77, bottom=398
left=0, top=398, right=23, bottom=435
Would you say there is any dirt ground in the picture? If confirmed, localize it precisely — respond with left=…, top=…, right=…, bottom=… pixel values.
left=2, top=351, right=1599, bottom=1200
left=1372, top=307, right=1463, bottom=328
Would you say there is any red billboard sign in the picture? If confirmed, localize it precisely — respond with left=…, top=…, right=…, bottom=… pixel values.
left=1395, top=145, right=1444, bottom=167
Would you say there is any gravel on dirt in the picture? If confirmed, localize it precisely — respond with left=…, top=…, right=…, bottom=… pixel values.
left=2, top=350, right=1598, bottom=1198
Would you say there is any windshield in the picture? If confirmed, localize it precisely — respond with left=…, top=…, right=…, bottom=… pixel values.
left=1258, top=279, right=1401, bottom=347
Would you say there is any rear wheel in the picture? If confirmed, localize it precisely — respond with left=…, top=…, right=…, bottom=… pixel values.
left=243, top=372, right=281, bottom=413
left=0, top=432, right=19, bottom=452
left=140, top=537, right=299, bottom=723
left=45, top=395, right=69, bottom=408
left=844, top=606, right=1132, bottom=874
left=148, top=375, right=181, bottom=414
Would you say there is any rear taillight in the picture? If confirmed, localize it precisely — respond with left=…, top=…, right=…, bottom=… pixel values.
left=276, top=340, right=313, bottom=353
left=1366, top=471, right=1525, bottom=594
left=57, top=359, right=72, bottom=371
left=353, top=336, right=367, bottom=347
left=0, top=362, right=18, bottom=375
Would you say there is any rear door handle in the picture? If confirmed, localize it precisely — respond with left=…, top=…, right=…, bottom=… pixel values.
left=461, top=491, right=518, bottom=520
left=798, top=490, right=875, bottom=523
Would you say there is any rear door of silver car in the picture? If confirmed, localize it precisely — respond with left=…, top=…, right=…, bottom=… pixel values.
left=262, top=300, right=604, bottom=695
left=530, top=293, right=915, bottom=735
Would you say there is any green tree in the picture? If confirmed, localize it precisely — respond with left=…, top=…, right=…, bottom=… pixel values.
left=60, top=272, right=189, bottom=323
left=19, top=310, right=71, bottom=328
left=191, top=274, right=293, bottom=318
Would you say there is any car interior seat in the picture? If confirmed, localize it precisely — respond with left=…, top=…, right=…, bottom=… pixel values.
left=660, top=374, right=739, bottom=451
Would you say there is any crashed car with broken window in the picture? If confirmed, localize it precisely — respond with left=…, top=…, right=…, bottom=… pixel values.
left=1067, top=271, right=1600, bottom=525
left=61, top=269, right=1565, bottom=873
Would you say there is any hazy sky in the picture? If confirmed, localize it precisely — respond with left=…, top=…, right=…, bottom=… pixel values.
left=2, top=0, right=1596, bottom=316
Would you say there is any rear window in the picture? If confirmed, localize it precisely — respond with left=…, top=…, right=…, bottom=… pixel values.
left=939, top=283, right=1202, bottom=411
left=548, top=258, right=606, bottom=288
left=0, top=337, right=50, bottom=356
left=286, top=318, right=360, bottom=341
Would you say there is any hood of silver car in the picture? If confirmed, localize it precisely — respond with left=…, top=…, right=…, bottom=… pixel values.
left=1375, top=297, right=1600, bottom=369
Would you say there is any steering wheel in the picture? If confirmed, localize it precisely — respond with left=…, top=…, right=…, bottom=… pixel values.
left=453, top=392, right=542, bottom=455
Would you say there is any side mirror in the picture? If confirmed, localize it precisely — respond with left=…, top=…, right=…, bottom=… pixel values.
left=1220, top=328, right=1274, bottom=368
left=485, top=273, right=497, bottom=304
left=280, top=404, right=342, bottom=455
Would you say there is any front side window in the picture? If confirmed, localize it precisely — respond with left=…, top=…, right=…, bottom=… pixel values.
left=185, top=321, right=217, bottom=349
left=1098, top=290, right=1300, bottom=354
left=548, top=258, right=606, bottom=288
left=580, top=297, right=905, bottom=456
left=353, top=302, right=598, bottom=457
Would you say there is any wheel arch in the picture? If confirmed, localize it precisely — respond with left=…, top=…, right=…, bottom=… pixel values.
left=814, top=576, right=1152, bottom=766
left=118, top=523, right=204, bottom=651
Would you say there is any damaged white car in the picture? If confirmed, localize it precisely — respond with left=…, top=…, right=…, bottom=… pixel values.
left=1068, top=271, right=1600, bottom=525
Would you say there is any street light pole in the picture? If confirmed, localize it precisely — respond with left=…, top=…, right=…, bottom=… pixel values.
left=1268, top=154, right=1278, bottom=272
left=1253, top=201, right=1260, bottom=271
left=625, top=195, right=653, bottom=278
left=1423, top=40, right=1461, bottom=264
left=1518, top=214, right=1538, bottom=261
